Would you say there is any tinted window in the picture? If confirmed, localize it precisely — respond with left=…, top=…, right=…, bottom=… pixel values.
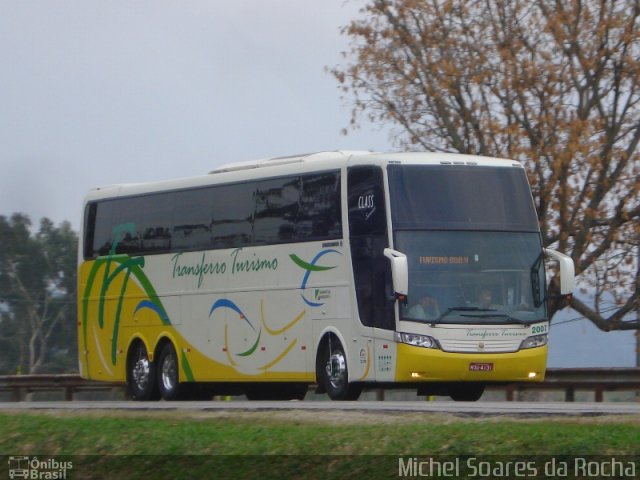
left=211, top=182, right=255, bottom=249
left=347, top=166, right=394, bottom=330
left=83, top=203, right=97, bottom=259
left=84, top=170, right=342, bottom=259
left=388, top=165, right=539, bottom=232
left=136, top=193, right=174, bottom=254
left=254, top=176, right=300, bottom=245
left=172, top=189, right=213, bottom=252
left=395, top=231, right=546, bottom=324
left=90, top=200, right=122, bottom=256
left=348, top=166, right=387, bottom=236
left=300, top=172, right=342, bottom=241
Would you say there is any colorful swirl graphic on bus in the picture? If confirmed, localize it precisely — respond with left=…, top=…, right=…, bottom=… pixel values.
left=289, top=249, right=341, bottom=307
left=80, top=223, right=171, bottom=373
left=81, top=225, right=339, bottom=378
left=208, top=298, right=304, bottom=373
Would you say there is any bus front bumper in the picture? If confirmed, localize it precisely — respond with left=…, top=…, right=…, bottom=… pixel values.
left=395, top=343, right=548, bottom=383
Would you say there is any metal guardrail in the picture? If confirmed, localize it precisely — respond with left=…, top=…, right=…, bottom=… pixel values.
left=0, top=368, right=638, bottom=402
left=501, top=367, right=640, bottom=402
left=0, top=374, right=125, bottom=401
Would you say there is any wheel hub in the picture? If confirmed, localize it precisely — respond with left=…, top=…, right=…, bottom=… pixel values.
left=161, top=353, right=177, bottom=392
left=132, top=358, right=151, bottom=390
left=326, top=351, right=347, bottom=390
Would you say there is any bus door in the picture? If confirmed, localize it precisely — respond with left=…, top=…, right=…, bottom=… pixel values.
left=348, top=166, right=396, bottom=382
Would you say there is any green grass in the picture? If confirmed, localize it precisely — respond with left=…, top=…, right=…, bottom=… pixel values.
left=1, top=411, right=638, bottom=479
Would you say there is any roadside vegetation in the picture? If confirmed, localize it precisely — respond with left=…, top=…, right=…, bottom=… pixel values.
left=1, top=410, right=638, bottom=479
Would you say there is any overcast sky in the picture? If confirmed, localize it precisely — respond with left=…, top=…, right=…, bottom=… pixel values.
left=0, top=1, right=392, bottom=229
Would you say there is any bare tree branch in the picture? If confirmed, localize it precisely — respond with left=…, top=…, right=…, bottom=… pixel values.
left=333, top=0, right=640, bottom=330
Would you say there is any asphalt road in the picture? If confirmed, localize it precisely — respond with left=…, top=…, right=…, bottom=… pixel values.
left=1, top=400, right=639, bottom=416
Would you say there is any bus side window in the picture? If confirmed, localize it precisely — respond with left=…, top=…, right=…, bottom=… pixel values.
left=300, top=171, right=342, bottom=241
left=348, top=166, right=394, bottom=330
left=83, top=202, right=98, bottom=259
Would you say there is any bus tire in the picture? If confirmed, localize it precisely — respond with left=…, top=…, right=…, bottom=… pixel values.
left=156, top=342, right=187, bottom=401
left=449, top=383, right=485, bottom=402
left=127, top=341, right=160, bottom=401
left=319, top=336, right=362, bottom=401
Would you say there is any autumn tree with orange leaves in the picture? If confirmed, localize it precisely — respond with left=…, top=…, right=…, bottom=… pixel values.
left=334, top=0, right=640, bottom=330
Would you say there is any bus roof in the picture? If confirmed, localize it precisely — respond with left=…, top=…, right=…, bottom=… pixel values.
left=209, top=150, right=520, bottom=174
left=85, top=151, right=523, bottom=202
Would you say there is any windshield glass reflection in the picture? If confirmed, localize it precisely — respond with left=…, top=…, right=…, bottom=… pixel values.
left=396, top=231, right=546, bottom=325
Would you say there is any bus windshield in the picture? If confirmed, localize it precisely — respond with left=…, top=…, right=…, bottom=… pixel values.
left=396, top=231, right=546, bottom=325
left=388, top=164, right=539, bottom=232
left=388, top=164, right=545, bottom=325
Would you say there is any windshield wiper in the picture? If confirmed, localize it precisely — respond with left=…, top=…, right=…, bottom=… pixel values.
left=435, top=306, right=493, bottom=322
left=436, top=307, right=540, bottom=326
left=463, top=313, right=538, bottom=326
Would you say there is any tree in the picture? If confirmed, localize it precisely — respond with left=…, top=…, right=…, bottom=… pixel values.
left=0, top=214, right=78, bottom=374
left=333, top=0, right=640, bottom=330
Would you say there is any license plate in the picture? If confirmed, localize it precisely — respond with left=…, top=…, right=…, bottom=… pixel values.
left=469, top=362, right=493, bottom=372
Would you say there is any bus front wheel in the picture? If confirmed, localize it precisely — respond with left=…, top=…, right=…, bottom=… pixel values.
left=127, top=341, right=160, bottom=401
left=319, top=337, right=362, bottom=401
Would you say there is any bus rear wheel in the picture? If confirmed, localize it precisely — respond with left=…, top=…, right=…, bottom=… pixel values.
left=127, top=341, right=160, bottom=401
left=319, top=337, right=362, bottom=401
left=156, top=342, right=188, bottom=401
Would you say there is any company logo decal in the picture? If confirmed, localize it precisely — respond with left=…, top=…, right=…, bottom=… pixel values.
left=290, top=249, right=341, bottom=307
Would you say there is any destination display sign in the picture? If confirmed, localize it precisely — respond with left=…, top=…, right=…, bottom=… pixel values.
left=419, top=255, right=470, bottom=265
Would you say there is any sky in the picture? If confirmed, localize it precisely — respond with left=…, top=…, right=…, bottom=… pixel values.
left=0, top=0, right=392, bottom=229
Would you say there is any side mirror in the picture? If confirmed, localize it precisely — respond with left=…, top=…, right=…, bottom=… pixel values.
left=384, top=248, right=408, bottom=301
left=544, top=248, right=575, bottom=295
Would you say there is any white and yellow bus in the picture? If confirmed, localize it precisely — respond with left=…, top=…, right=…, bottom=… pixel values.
left=78, top=151, right=574, bottom=401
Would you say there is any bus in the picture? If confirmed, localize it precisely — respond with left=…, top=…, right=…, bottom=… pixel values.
left=78, top=151, right=574, bottom=401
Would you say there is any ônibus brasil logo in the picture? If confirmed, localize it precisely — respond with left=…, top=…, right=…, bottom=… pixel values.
left=8, top=456, right=73, bottom=479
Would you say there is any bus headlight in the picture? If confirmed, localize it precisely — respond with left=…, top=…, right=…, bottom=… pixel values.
left=519, top=333, right=548, bottom=350
left=395, top=332, right=440, bottom=349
